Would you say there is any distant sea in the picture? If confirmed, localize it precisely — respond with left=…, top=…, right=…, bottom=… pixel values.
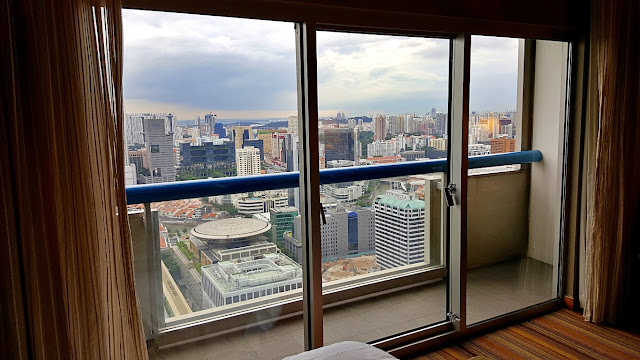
left=176, top=118, right=286, bottom=127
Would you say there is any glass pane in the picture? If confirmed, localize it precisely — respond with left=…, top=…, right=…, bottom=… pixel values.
left=315, top=31, right=450, bottom=343
left=124, top=11, right=306, bottom=357
left=466, top=36, right=567, bottom=324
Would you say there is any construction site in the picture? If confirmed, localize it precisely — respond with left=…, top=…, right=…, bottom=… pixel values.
left=321, top=254, right=379, bottom=282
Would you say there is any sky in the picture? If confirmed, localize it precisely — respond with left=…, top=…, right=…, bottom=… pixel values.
left=122, top=10, right=519, bottom=120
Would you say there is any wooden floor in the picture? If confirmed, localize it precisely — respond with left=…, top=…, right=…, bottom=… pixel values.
left=413, top=309, right=640, bottom=360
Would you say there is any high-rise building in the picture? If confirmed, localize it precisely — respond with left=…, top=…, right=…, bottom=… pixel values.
left=323, top=128, right=360, bottom=163
left=142, top=117, right=176, bottom=183
left=180, top=141, right=235, bottom=167
left=124, top=164, right=137, bottom=186
left=214, top=122, right=226, bottom=138
left=374, top=190, right=426, bottom=269
left=232, top=126, right=253, bottom=150
left=283, top=133, right=299, bottom=171
left=283, top=209, right=375, bottom=262
left=243, top=139, right=264, bottom=161
left=271, top=131, right=287, bottom=159
left=128, top=149, right=148, bottom=171
left=401, top=150, right=425, bottom=161
left=235, top=146, right=261, bottom=176
left=430, top=138, right=448, bottom=151
left=269, top=207, right=298, bottom=244
left=203, top=113, right=215, bottom=137
left=235, top=194, right=288, bottom=214
left=125, top=113, right=175, bottom=147
left=287, top=115, right=298, bottom=134
left=257, top=129, right=286, bottom=156
left=374, top=114, right=386, bottom=141
left=490, top=138, right=516, bottom=153
left=368, top=141, right=396, bottom=158
left=435, top=111, right=447, bottom=136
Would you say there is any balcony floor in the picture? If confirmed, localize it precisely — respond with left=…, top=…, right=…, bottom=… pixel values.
left=150, top=257, right=554, bottom=360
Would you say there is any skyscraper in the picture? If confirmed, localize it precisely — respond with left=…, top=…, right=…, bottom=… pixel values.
left=232, top=126, right=253, bottom=150
left=374, top=114, right=386, bottom=141
left=283, top=209, right=375, bottom=262
left=204, top=113, right=215, bottom=136
left=374, top=190, right=425, bottom=269
left=269, top=207, right=298, bottom=244
left=323, top=128, right=360, bottom=163
left=214, top=122, right=226, bottom=138
left=287, top=115, right=298, bottom=134
left=243, top=139, right=264, bottom=161
left=235, top=146, right=261, bottom=176
left=435, top=111, right=447, bottom=136
left=142, top=117, right=176, bottom=183
left=125, top=113, right=175, bottom=148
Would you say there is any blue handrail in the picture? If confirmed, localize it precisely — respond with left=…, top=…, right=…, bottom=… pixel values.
left=126, top=150, right=542, bottom=205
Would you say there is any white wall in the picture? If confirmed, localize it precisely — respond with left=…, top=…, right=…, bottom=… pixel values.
left=528, top=41, right=568, bottom=272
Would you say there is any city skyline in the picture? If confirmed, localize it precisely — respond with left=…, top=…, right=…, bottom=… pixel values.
left=123, top=10, right=519, bottom=120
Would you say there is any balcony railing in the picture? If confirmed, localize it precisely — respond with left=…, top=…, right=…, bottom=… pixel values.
left=125, top=150, right=542, bottom=204
left=128, top=149, right=543, bottom=343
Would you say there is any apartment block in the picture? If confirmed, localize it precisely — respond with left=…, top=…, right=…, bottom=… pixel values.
left=374, top=190, right=426, bottom=269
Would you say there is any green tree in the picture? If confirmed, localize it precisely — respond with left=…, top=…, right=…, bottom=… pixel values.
left=161, top=250, right=181, bottom=280
left=425, top=147, right=447, bottom=159
left=137, top=167, right=151, bottom=177
left=358, top=131, right=374, bottom=158
left=213, top=202, right=238, bottom=216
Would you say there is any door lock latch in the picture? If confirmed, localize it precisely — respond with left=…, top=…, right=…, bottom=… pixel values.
left=444, top=183, right=457, bottom=207
left=447, top=312, right=460, bottom=322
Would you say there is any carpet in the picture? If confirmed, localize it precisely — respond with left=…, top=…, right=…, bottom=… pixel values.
left=414, top=309, right=640, bottom=360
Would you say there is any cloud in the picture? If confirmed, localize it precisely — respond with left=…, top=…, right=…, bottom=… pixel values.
left=123, top=10, right=520, bottom=119
left=123, top=10, right=297, bottom=119
left=469, top=36, right=520, bottom=112
left=316, top=32, right=450, bottom=116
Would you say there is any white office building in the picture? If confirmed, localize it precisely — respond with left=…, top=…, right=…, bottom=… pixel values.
left=468, top=144, right=491, bottom=156
left=201, top=244, right=302, bottom=309
left=374, top=190, right=426, bottom=269
left=367, top=141, right=397, bottom=158
left=235, top=195, right=288, bottom=215
left=283, top=209, right=375, bottom=262
left=124, top=164, right=136, bottom=186
left=320, top=184, right=363, bottom=203
left=236, top=146, right=261, bottom=176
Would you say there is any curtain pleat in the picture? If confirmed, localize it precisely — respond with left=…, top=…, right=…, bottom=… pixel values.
left=584, top=0, right=640, bottom=324
left=0, top=0, right=148, bottom=358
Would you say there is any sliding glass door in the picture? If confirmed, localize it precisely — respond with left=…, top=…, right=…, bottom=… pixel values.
left=122, top=10, right=570, bottom=357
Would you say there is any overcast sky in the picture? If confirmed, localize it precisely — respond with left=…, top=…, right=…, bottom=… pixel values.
left=123, top=10, right=519, bottom=120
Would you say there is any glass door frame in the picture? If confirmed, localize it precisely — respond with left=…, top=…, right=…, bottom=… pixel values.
left=123, top=2, right=578, bottom=354
left=296, top=22, right=463, bottom=351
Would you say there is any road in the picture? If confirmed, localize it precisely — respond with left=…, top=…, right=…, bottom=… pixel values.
left=170, top=246, right=203, bottom=312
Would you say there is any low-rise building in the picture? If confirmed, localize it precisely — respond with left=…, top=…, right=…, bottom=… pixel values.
left=201, top=246, right=302, bottom=309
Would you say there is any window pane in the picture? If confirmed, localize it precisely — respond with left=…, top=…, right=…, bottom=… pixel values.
left=315, top=31, right=450, bottom=343
left=123, top=11, right=305, bottom=356
left=466, top=36, right=567, bottom=324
